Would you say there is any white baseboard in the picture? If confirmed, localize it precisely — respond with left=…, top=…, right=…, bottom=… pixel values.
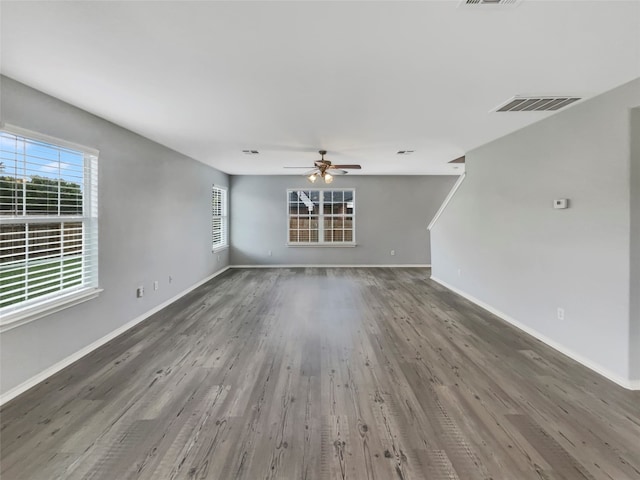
left=231, top=264, right=431, bottom=268
left=430, top=276, right=639, bottom=391
left=0, top=266, right=231, bottom=406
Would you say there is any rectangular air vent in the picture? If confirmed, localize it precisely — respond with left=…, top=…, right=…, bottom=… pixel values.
left=494, top=96, right=582, bottom=112
left=460, top=0, right=521, bottom=6
left=242, top=150, right=259, bottom=154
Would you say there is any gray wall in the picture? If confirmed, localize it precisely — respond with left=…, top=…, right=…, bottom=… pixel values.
left=0, top=77, right=229, bottom=396
left=431, top=78, right=640, bottom=383
left=230, top=175, right=457, bottom=266
left=631, top=107, right=640, bottom=381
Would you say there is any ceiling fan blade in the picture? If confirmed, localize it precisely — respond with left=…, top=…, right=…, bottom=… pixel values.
left=283, top=166, right=316, bottom=169
left=331, top=164, right=361, bottom=169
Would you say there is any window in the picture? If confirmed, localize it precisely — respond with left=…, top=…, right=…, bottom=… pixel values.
left=287, top=189, right=355, bottom=245
left=212, top=185, right=228, bottom=251
left=0, top=126, right=99, bottom=324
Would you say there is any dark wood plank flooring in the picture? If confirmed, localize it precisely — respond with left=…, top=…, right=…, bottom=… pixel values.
left=2, top=268, right=640, bottom=479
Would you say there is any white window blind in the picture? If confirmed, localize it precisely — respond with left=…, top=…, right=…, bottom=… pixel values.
left=287, top=189, right=355, bottom=245
left=212, top=186, right=228, bottom=250
left=0, top=127, right=99, bottom=321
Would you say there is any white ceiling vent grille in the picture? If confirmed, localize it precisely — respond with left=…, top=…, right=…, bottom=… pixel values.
left=460, top=0, right=522, bottom=6
left=494, top=96, right=582, bottom=112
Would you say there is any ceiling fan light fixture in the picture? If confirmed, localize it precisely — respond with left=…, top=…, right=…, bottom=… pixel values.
left=286, top=150, right=361, bottom=181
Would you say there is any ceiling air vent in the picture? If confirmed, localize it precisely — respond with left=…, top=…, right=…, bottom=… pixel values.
left=494, top=96, right=582, bottom=113
left=460, top=0, right=522, bottom=6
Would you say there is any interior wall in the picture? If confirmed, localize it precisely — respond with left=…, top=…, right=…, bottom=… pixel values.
left=630, top=107, right=640, bottom=382
left=230, top=175, right=457, bottom=266
left=431, top=78, right=640, bottom=384
left=0, top=77, right=229, bottom=396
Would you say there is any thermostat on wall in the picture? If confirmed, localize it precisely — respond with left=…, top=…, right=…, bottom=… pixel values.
left=553, top=198, right=569, bottom=209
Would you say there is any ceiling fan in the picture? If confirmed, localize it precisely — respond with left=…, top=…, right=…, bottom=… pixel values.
left=284, top=150, right=362, bottom=184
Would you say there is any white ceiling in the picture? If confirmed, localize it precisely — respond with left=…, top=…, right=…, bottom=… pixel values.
left=1, top=1, right=639, bottom=176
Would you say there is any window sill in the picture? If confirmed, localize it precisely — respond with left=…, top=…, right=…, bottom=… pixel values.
left=0, top=288, right=103, bottom=333
left=286, top=243, right=357, bottom=248
left=212, top=245, right=229, bottom=254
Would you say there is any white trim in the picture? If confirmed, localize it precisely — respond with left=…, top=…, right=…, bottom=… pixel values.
left=0, top=288, right=103, bottom=333
left=428, top=173, right=466, bottom=231
left=231, top=264, right=431, bottom=268
left=0, top=266, right=230, bottom=406
left=0, top=123, right=100, bottom=157
left=286, top=243, right=357, bottom=248
left=430, top=276, right=640, bottom=391
left=0, top=215, right=85, bottom=223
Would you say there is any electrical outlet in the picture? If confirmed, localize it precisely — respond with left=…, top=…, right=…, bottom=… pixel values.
left=136, top=286, right=144, bottom=298
left=153, top=281, right=159, bottom=291
left=390, top=250, right=395, bottom=256
left=217, top=254, right=221, bottom=261
left=557, top=307, right=565, bottom=320
left=554, top=199, right=569, bottom=209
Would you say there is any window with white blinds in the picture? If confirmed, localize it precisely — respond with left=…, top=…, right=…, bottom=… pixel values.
left=0, top=127, right=99, bottom=323
left=212, top=186, right=228, bottom=250
left=287, top=189, right=355, bottom=245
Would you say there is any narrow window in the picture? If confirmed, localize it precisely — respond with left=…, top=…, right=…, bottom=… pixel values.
left=212, top=185, right=228, bottom=250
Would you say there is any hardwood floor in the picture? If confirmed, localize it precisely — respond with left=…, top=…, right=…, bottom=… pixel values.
left=2, top=267, right=640, bottom=479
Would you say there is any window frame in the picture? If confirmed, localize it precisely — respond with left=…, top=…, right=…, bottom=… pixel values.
left=0, top=124, right=101, bottom=331
left=286, top=188, right=356, bottom=247
left=211, top=185, right=228, bottom=252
